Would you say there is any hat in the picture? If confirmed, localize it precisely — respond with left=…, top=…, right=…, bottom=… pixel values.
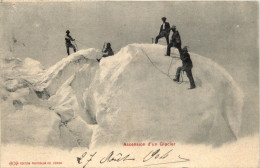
left=182, top=46, right=188, bottom=52
left=106, top=42, right=111, bottom=48
left=171, top=25, right=176, bottom=29
left=66, top=30, right=70, bottom=34
left=161, top=17, right=167, bottom=21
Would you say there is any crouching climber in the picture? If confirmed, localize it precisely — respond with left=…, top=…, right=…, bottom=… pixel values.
left=173, top=46, right=196, bottom=89
left=97, top=42, right=114, bottom=62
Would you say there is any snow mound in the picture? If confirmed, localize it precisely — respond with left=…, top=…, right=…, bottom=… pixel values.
left=19, top=57, right=45, bottom=75
left=35, top=48, right=102, bottom=97
left=1, top=56, right=44, bottom=79
left=1, top=44, right=244, bottom=149
left=83, top=44, right=244, bottom=147
left=0, top=55, right=45, bottom=102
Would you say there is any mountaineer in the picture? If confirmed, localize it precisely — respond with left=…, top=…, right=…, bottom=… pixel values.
left=166, top=25, right=182, bottom=56
left=65, top=30, right=76, bottom=55
left=173, top=46, right=196, bottom=89
left=155, top=17, right=171, bottom=45
left=97, top=42, right=114, bottom=62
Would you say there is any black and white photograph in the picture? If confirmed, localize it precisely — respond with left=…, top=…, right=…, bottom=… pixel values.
left=0, top=1, right=259, bottom=167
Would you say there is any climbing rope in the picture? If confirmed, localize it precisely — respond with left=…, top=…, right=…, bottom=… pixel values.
left=167, top=55, right=175, bottom=77
left=75, top=39, right=89, bottom=47
left=140, top=48, right=184, bottom=83
left=75, top=39, right=98, bottom=50
left=140, top=48, right=171, bottom=79
left=73, top=40, right=78, bottom=51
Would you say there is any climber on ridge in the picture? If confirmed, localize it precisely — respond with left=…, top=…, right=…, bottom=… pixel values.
left=165, top=25, right=182, bottom=56
left=173, top=46, right=196, bottom=89
left=65, top=30, right=76, bottom=55
left=155, top=17, right=171, bottom=45
left=97, top=42, right=114, bottom=62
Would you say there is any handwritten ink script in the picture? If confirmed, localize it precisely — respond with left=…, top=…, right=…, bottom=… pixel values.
left=76, top=148, right=189, bottom=167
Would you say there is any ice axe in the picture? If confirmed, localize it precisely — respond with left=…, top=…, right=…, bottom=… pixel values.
left=97, top=42, right=107, bottom=62
left=102, top=42, right=107, bottom=51
left=73, top=39, right=78, bottom=51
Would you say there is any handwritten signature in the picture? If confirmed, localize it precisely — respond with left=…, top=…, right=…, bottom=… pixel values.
left=77, top=148, right=189, bottom=167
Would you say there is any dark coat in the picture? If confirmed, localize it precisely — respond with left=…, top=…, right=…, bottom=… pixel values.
left=160, top=22, right=170, bottom=33
left=180, top=51, right=193, bottom=70
left=65, top=34, right=74, bottom=44
left=103, top=47, right=114, bottom=57
left=171, top=30, right=181, bottom=45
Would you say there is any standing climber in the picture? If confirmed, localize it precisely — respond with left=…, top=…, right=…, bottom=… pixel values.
left=173, top=46, right=196, bottom=89
left=155, top=17, right=171, bottom=45
left=166, top=25, right=182, bottom=56
left=65, top=30, right=76, bottom=55
left=97, top=42, right=114, bottom=62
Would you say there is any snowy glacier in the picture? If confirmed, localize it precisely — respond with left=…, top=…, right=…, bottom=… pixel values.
left=0, top=44, right=244, bottom=149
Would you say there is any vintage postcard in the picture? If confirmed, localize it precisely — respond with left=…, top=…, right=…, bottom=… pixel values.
left=0, top=1, right=259, bottom=167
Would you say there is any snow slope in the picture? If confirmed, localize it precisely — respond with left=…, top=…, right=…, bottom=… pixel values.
left=34, top=49, right=102, bottom=97
left=0, top=44, right=244, bottom=149
left=84, top=44, right=244, bottom=147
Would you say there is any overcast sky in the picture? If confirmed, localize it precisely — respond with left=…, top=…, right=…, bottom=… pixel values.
left=0, top=3, right=258, bottom=84
left=1, top=2, right=258, bottom=85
